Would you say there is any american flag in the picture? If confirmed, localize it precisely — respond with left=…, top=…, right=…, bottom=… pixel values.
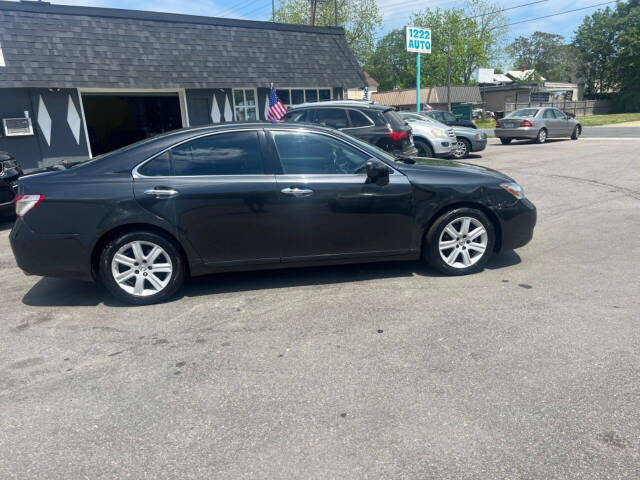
left=423, top=102, right=433, bottom=111
left=363, top=86, right=369, bottom=100
left=267, top=86, right=287, bottom=122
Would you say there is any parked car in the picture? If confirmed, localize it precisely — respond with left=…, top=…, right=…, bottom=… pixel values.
left=396, top=112, right=456, bottom=158
left=10, top=123, right=536, bottom=305
left=399, top=112, right=487, bottom=159
left=282, top=100, right=418, bottom=157
left=495, top=107, right=582, bottom=144
left=0, top=151, right=23, bottom=217
left=421, top=110, right=477, bottom=129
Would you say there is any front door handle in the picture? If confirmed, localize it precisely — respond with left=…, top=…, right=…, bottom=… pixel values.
left=281, top=187, right=314, bottom=198
left=144, top=187, right=179, bottom=198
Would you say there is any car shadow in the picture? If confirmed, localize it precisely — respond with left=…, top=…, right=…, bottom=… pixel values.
left=494, top=139, right=571, bottom=146
left=22, top=251, right=522, bottom=308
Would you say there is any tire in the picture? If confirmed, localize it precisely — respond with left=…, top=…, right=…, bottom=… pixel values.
left=499, top=137, right=512, bottom=145
left=99, top=231, right=186, bottom=305
left=452, top=138, right=471, bottom=159
left=535, top=128, right=547, bottom=144
left=423, top=207, right=495, bottom=276
left=414, top=139, right=434, bottom=158
left=571, top=125, right=581, bottom=140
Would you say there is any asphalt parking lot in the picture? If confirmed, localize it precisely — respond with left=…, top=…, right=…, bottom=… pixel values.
left=1, top=136, right=639, bottom=479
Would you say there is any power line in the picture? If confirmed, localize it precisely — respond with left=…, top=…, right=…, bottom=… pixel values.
left=491, top=0, right=617, bottom=29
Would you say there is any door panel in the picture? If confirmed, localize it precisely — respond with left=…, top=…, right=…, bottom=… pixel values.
left=275, top=174, right=414, bottom=260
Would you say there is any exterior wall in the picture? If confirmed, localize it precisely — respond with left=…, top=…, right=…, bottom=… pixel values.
left=346, top=86, right=377, bottom=100
left=482, top=88, right=532, bottom=112
left=0, top=88, right=89, bottom=170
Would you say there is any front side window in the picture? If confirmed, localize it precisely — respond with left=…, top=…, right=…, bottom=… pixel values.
left=271, top=131, right=370, bottom=175
left=140, top=131, right=263, bottom=176
left=315, top=109, right=349, bottom=129
left=232, top=89, right=258, bottom=121
left=543, top=109, right=555, bottom=119
left=553, top=109, right=566, bottom=119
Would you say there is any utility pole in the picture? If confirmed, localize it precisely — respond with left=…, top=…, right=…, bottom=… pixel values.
left=310, top=0, right=317, bottom=26
left=334, top=0, right=338, bottom=26
left=447, top=47, right=452, bottom=111
left=272, top=0, right=275, bottom=21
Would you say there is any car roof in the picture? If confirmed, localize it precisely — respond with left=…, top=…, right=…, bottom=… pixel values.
left=288, top=100, right=391, bottom=111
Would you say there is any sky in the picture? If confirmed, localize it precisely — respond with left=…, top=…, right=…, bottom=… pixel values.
left=45, top=0, right=610, bottom=45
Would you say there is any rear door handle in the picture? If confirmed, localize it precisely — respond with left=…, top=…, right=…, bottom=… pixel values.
left=144, top=187, right=179, bottom=198
left=281, top=187, right=313, bottom=198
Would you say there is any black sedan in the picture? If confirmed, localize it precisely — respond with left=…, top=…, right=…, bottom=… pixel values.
left=10, top=124, right=536, bottom=305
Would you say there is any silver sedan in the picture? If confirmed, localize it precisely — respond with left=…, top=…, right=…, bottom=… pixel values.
left=494, top=107, right=582, bottom=145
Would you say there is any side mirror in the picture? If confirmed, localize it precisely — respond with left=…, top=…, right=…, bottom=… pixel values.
left=366, top=159, right=390, bottom=183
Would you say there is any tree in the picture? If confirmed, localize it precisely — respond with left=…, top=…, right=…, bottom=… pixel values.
left=611, top=0, right=640, bottom=110
left=508, top=31, right=574, bottom=81
left=273, top=0, right=382, bottom=64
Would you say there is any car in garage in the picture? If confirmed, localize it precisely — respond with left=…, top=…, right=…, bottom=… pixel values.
left=10, top=123, right=536, bottom=305
left=0, top=151, right=23, bottom=217
left=399, top=112, right=487, bottom=159
left=495, top=107, right=582, bottom=144
left=282, top=100, right=418, bottom=157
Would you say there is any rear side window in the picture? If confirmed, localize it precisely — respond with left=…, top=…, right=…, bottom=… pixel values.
left=382, top=109, right=406, bottom=129
left=315, top=108, right=349, bottom=129
left=348, top=109, right=373, bottom=127
left=139, top=131, right=263, bottom=176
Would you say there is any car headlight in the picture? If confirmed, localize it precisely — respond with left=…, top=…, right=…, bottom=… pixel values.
left=474, top=133, right=483, bottom=140
left=501, top=182, right=525, bottom=199
left=430, top=128, right=446, bottom=138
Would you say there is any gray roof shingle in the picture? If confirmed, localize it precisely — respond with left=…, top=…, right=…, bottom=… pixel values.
left=0, top=1, right=365, bottom=89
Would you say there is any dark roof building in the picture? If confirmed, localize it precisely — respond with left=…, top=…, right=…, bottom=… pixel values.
left=0, top=1, right=365, bottom=169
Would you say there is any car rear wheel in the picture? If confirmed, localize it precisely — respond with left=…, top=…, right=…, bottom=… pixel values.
left=535, top=128, right=547, bottom=144
left=99, top=231, right=185, bottom=305
left=452, top=138, right=470, bottom=159
left=571, top=126, right=581, bottom=140
left=414, top=139, right=434, bottom=158
left=424, top=207, right=495, bottom=275
left=499, top=137, right=512, bottom=145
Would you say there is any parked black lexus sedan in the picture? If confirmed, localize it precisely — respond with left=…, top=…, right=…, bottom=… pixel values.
left=10, top=123, right=536, bottom=305
left=1, top=151, right=23, bottom=216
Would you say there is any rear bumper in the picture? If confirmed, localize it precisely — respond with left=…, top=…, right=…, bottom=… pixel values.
left=494, top=127, right=537, bottom=139
left=9, top=218, right=92, bottom=280
left=493, top=198, right=537, bottom=251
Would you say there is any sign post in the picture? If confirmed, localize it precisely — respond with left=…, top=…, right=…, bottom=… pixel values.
left=406, top=26, right=431, bottom=112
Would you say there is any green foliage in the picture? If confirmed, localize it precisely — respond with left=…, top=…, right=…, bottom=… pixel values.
left=273, top=0, right=382, bottom=65
left=573, top=0, right=640, bottom=111
left=508, top=32, right=578, bottom=82
left=364, top=0, right=507, bottom=90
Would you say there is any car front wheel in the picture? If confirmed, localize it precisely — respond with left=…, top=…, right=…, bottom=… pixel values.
left=424, top=208, right=495, bottom=275
left=451, top=138, right=470, bottom=159
left=99, top=231, right=185, bottom=305
left=414, top=139, right=434, bottom=158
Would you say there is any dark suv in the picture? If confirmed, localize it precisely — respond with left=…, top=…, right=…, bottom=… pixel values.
left=0, top=151, right=23, bottom=216
left=421, top=110, right=477, bottom=129
left=282, top=101, right=418, bottom=156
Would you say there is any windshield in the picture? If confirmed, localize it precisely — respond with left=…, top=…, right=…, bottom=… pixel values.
left=507, top=108, right=539, bottom=118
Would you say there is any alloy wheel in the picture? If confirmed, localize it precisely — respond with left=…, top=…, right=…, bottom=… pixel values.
left=110, top=241, right=173, bottom=296
left=537, top=129, right=547, bottom=143
left=453, top=139, right=468, bottom=158
left=438, top=217, right=488, bottom=268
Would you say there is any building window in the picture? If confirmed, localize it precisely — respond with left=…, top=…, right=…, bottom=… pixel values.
left=275, top=88, right=332, bottom=108
left=232, top=88, right=258, bottom=121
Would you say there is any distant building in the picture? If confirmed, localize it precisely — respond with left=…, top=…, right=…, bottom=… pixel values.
left=347, top=72, right=379, bottom=100
left=371, top=86, right=482, bottom=111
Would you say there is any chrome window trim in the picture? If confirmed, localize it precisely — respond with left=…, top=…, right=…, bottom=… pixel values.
left=132, top=127, right=265, bottom=179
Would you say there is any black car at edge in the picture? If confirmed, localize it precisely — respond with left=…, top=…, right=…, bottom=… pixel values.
left=10, top=123, right=536, bottom=305
left=1, top=151, right=23, bottom=216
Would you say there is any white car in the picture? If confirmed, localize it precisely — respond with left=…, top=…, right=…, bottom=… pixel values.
left=399, top=112, right=457, bottom=158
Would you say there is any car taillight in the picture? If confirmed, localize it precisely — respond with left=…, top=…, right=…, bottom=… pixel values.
left=520, top=119, right=533, bottom=127
left=386, top=131, right=407, bottom=142
left=15, top=194, right=44, bottom=217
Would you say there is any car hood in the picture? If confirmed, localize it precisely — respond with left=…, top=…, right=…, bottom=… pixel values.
left=451, top=125, right=481, bottom=136
left=394, top=157, right=514, bottom=184
left=405, top=120, right=449, bottom=135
